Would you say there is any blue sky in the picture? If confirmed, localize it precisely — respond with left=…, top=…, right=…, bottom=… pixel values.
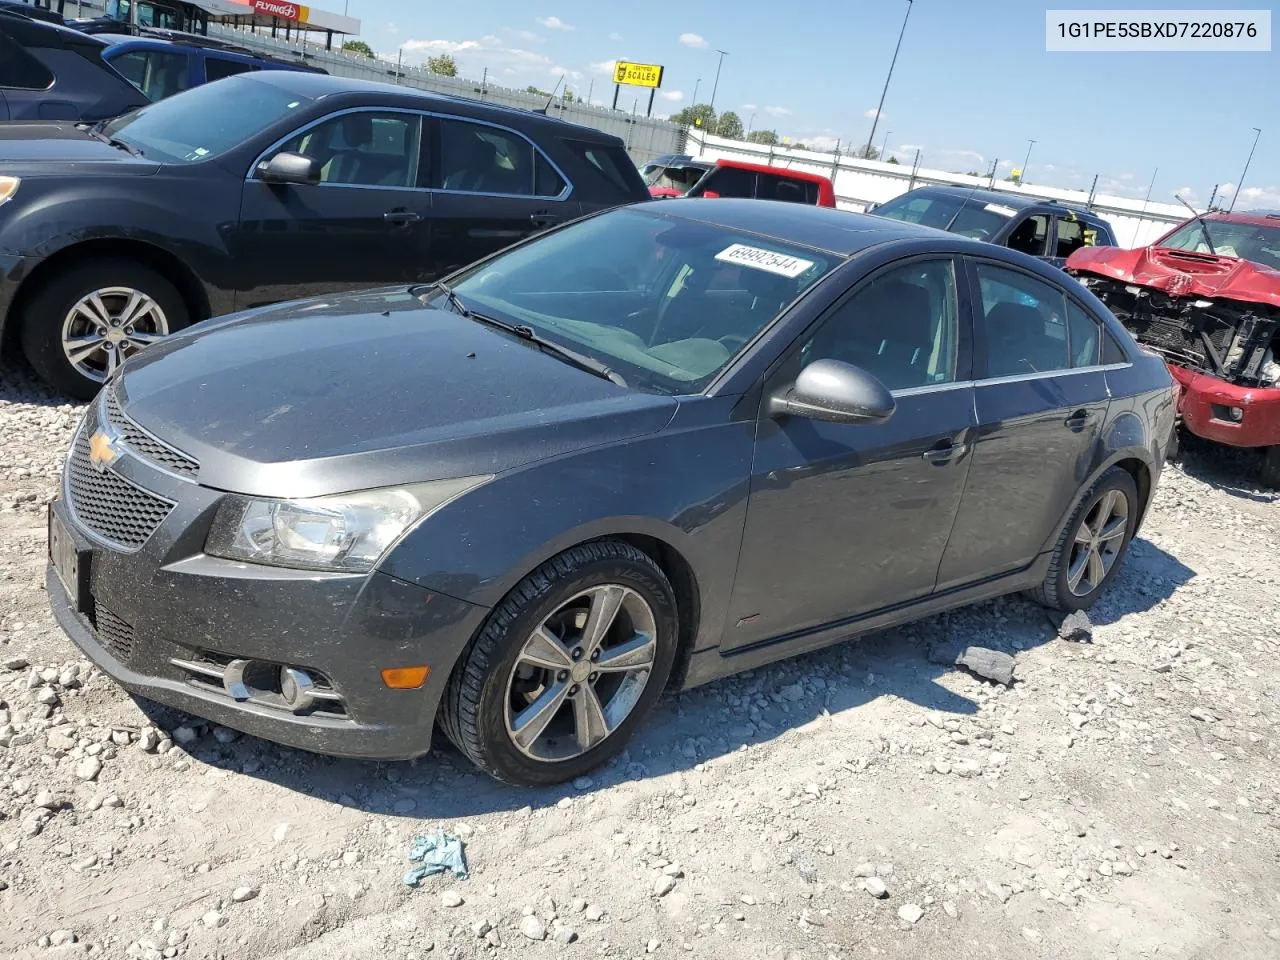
left=342, top=0, right=1277, bottom=206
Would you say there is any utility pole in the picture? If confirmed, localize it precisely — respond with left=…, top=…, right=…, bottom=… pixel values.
left=864, top=0, right=913, bottom=160
left=746, top=111, right=755, bottom=137
left=1020, top=139, right=1035, bottom=183
left=1207, top=184, right=1219, bottom=210
left=1131, top=167, right=1158, bottom=246
left=586, top=78, right=593, bottom=105
left=709, top=49, right=728, bottom=129
left=691, top=78, right=701, bottom=107
left=880, top=129, right=892, bottom=162
left=1228, top=127, right=1262, bottom=212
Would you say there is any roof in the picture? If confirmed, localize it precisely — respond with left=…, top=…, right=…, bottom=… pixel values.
left=1202, top=210, right=1280, bottom=228
left=902, top=184, right=1109, bottom=221
left=642, top=198, right=947, bottom=256
left=715, top=158, right=833, bottom=185
left=0, top=8, right=106, bottom=46
left=242, top=70, right=625, bottom=141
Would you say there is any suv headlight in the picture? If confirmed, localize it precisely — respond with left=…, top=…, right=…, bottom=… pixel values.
left=205, top=477, right=491, bottom=572
left=0, top=176, right=18, bottom=206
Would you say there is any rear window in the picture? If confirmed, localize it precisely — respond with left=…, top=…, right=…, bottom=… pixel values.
left=690, top=166, right=756, bottom=198
left=756, top=173, right=818, bottom=205
left=0, top=33, right=55, bottom=90
left=204, top=56, right=258, bottom=82
left=566, top=140, right=642, bottom=197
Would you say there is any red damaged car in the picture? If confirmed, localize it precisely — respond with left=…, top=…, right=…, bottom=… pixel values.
left=1066, top=210, right=1280, bottom=486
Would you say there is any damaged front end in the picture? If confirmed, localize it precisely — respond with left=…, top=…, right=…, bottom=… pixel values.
left=1067, top=245, right=1280, bottom=388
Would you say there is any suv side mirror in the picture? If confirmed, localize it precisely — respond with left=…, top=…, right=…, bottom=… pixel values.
left=768, top=359, right=896, bottom=425
left=257, top=152, right=322, bottom=186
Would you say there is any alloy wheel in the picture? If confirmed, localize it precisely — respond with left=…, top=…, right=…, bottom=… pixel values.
left=1066, top=489, right=1130, bottom=597
left=61, top=286, right=169, bottom=383
left=504, top=584, right=658, bottom=762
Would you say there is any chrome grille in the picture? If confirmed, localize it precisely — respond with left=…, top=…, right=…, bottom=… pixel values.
left=93, top=606, right=134, bottom=664
left=66, top=411, right=174, bottom=550
left=104, top=389, right=199, bottom=478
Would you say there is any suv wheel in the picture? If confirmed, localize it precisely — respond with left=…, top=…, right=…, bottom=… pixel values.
left=1030, top=466, right=1139, bottom=612
left=1261, top=446, right=1280, bottom=490
left=440, top=541, right=679, bottom=786
left=20, top=260, right=189, bottom=400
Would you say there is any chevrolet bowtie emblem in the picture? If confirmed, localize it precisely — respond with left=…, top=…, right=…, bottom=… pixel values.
left=88, top=427, right=122, bottom=472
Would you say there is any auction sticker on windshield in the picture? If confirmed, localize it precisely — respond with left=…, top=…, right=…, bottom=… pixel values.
left=715, top=244, right=815, bottom=278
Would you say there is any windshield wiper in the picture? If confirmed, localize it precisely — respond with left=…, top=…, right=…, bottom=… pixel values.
left=87, top=128, right=142, bottom=157
left=414, top=281, right=626, bottom=387
left=1174, top=193, right=1215, bottom=254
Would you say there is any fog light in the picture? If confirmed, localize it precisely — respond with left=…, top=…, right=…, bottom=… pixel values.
left=381, top=666, right=430, bottom=689
left=280, top=667, right=317, bottom=714
left=1229, top=406, right=1244, bottom=422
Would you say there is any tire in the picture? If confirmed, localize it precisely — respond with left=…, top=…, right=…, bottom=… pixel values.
left=439, top=541, right=680, bottom=787
left=1261, top=446, right=1280, bottom=490
left=1166, top=424, right=1182, bottom=462
left=19, top=259, right=190, bottom=401
left=1029, top=466, right=1140, bottom=613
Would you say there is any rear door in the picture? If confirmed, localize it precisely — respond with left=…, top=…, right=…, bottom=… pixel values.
left=935, top=258, right=1111, bottom=588
left=103, top=46, right=191, bottom=102
left=422, top=115, right=573, bottom=278
left=688, top=165, right=757, bottom=199
left=1047, top=213, right=1090, bottom=269
left=234, top=108, right=432, bottom=307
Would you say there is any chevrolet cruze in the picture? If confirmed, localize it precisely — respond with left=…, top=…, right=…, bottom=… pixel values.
left=47, top=201, right=1175, bottom=786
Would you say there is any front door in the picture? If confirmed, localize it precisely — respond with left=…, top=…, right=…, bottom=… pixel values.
left=936, top=258, right=1111, bottom=588
left=423, top=116, right=573, bottom=279
left=1003, top=212, right=1051, bottom=259
left=234, top=109, right=431, bottom=307
left=724, top=256, right=977, bottom=651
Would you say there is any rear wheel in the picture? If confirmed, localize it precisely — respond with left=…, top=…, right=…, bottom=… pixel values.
left=19, top=260, right=189, bottom=400
left=1030, top=466, right=1139, bottom=612
left=439, top=541, right=679, bottom=786
left=1261, top=446, right=1280, bottom=490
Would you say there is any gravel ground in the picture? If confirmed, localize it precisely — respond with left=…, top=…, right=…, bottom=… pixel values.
left=1, top=357, right=1278, bottom=960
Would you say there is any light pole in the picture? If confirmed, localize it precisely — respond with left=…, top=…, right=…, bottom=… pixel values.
left=1020, top=139, right=1035, bottom=183
left=691, top=78, right=701, bottom=106
left=864, top=0, right=912, bottom=159
left=1229, top=127, right=1262, bottom=212
left=880, top=129, right=892, bottom=161
left=709, top=49, right=728, bottom=122
left=746, top=111, right=756, bottom=137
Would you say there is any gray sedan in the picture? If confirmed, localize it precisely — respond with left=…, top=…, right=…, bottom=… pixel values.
left=46, top=200, right=1176, bottom=786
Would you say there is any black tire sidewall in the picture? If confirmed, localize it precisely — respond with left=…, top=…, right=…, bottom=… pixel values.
left=1051, top=468, right=1140, bottom=612
left=1261, top=446, right=1280, bottom=490
left=473, top=554, right=678, bottom=786
left=20, top=260, right=190, bottom=401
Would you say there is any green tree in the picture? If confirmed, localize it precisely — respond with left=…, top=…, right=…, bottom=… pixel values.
left=886, top=156, right=900, bottom=164
left=526, top=85, right=552, bottom=97
left=427, top=53, right=458, bottom=77
left=851, top=145, right=880, bottom=160
left=342, top=39, right=375, bottom=58
left=717, top=111, right=744, bottom=140
left=671, top=103, right=716, bottom=129
left=792, top=142, right=808, bottom=151
left=746, top=129, right=778, bottom=146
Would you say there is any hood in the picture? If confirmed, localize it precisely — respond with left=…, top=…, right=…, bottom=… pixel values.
left=117, top=288, right=679, bottom=498
left=0, top=122, right=157, bottom=170
left=1067, top=243, right=1280, bottom=309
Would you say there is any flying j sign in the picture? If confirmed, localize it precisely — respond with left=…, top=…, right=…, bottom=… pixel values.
left=613, top=61, right=665, bottom=89
left=251, top=0, right=309, bottom=22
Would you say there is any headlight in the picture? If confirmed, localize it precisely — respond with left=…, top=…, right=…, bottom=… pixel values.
left=0, top=176, right=18, bottom=206
left=205, top=477, right=491, bottom=572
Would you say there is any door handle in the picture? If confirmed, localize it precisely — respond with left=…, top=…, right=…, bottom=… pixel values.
left=384, top=210, right=422, bottom=224
left=529, top=212, right=561, bottom=228
left=922, top=441, right=968, bottom=464
left=1064, top=409, right=1094, bottom=431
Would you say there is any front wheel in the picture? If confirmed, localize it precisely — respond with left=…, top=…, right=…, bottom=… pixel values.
left=1029, top=466, right=1140, bottom=612
left=1261, top=445, right=1280, bottom=490
left=439, top=541, right=679, bottom=786
left=19, top=260, right=189, bottom=400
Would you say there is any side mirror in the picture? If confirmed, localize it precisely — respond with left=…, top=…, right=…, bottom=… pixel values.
left=768, top=359, right=896, bottom=425
left=257, top=151, right=322, bottom=186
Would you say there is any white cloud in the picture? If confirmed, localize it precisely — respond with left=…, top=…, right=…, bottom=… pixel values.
left=863, top=108, right=883, bottom=120
left=679, top=32, right=708, bottom=48
left=504, top=27, right=543, bottom=43
left=550, top=65, right=583, bottom=80
left=590, top=58, right=620, bottom=74
left=1218, top=182, right=1236, bottom=195
left=741, top=103, right=757, bottom=112
left=608, top=31, right=624, bottom=41
left=660, top=90, right=684, bottom=102
left=899, top=142, right=923, bottom=152
left=536, top=16, right=574, bottom=30
left=802, top=134, right=841, bottom=152
left=1237, top=185, right=1280, bottom=208
left=399, top=36, right=554, bottom=83
left=764, top=105, right=791, bottom=117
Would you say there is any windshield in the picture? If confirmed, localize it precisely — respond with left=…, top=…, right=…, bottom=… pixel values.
left=642, top=163, right=708, bottom=191
left=1159, top=218, right=1280, bottom=269
left=873, top=192, right=1015, bottom=241
left=102, top=76, right=312, bottom=163
left=448, top=207, right=836, bottom=394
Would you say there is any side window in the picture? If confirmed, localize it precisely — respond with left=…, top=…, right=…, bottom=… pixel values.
left=694, top=166, right=756, bottom=198
left=1065, top=300, right=1101, bottom=367
left=205, top=57, right=257, bottom=82
left=1054, top=217, right=1088, bottom=259
left=0, top=35, right=55, bottom=90
left=1006, top=214, right=1050, bottom=256
left=566, top=141, right=638, bottom=196
left=277, top=112, right=422, bottom=187
left=107, top=49, right=191, bottom=102
left=757, top=174, right=809, bottom=204
left=438, top=118, right=556, bottom=197
left=975, top=263, right=1071, bottom=377
left=1103, top=330, right=1129, bottom=364
left=801, top=259, right=959, bottom=391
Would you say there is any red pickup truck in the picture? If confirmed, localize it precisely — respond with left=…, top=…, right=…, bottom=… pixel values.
left=643, top=156, right=837, bottom=207
left=1066, top=209, right=1280, bottom=486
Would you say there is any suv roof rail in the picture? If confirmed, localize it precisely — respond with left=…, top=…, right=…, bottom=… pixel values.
left=136, top=27, right=253, bottom=53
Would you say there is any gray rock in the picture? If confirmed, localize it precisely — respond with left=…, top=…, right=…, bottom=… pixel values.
left=898, top=904, right=924, bottom=924
left=440, top=891, right=463, bottom=908
left=553, top=926, right=578, bottom=945
left=863, top=877, right=888, bottom=898
left=35, top=686, right=58, bottom=705
left=138, top=728, right=161, bottom=752
left=471, top=919, right=492, bottom=937
left=956, top=647, right=1016, bottom=685
left=34, top=790, right=59, bottom=810
left=74, top=757, right=103, bottom=781
left=393, top=798, right=416, bottom=814
left=231, top=886, right=258, bottom=903
left=200, top=910, right=225, bottom=929
left=49, top=930, right=77, bottom=947
left=2, top=656, right=28, bottom=671
left=942, top=901, right=958, bottom=919
left=778, top=682, right=805, bottom=702
left=653, top=875, right=676, bottom=897
left=172, top=726, right=198, bottom=745
left=1055, top=609, right=1094, bottom=643
left=519, top=916, right=546, bottom=941
left=572, top=776, right=594, bottom=791
left=584, top=904, right=604, bottom=922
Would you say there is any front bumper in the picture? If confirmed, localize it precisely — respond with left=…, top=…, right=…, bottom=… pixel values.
left=45, top=400, right=490, bottom=759
left=1169, top=364, right=1280, bottom=449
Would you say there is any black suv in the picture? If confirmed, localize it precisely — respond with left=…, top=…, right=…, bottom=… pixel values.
left=869, top=185, right=1118, bottom=269
left=0, top=71, right=652, bottom=397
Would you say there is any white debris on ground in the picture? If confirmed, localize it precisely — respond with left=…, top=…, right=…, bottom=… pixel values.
left=1, top=360, right=1278, bottom=959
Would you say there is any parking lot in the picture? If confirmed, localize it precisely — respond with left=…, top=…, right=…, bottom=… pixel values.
left=2, top=357, right=1277, bottom=958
